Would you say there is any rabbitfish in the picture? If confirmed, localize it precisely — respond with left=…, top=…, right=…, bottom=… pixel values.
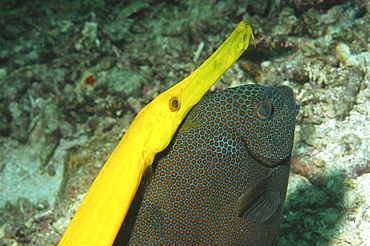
left=127, top=84, right=299, bottom=245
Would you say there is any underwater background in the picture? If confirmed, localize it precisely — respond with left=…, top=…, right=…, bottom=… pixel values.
left=0, top=0, right=369, bottom=245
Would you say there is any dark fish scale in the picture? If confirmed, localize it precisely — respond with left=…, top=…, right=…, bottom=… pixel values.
left=127, top=84, right=299, bottom=245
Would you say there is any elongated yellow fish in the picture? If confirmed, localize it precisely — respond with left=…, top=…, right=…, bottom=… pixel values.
left=58, top=21, right=254, bottom=246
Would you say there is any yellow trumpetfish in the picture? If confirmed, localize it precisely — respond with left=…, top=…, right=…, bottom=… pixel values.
left=59, top=21, right=254, bottom=246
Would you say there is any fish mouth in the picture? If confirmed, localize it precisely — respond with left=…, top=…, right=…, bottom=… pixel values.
left=294, top=100, right=300, bottom=117
left=244, top=138, right=293, bottom=168
left=248, top=151, right=284, bottom=168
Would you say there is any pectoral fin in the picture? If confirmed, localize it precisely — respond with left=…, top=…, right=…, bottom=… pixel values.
left=236, top=174, right=281, bottom=223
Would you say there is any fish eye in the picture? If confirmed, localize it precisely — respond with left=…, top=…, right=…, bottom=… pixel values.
left=255, top=99, right=272, bottom=120
left=169, top=97, right=180, bottom=112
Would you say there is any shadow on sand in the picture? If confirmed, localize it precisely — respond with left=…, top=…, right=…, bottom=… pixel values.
left=275, top=172, right=346, bottom=246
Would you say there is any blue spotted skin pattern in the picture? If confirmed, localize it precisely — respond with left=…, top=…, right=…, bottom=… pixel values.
left=128, top=84, right=299, bottom=245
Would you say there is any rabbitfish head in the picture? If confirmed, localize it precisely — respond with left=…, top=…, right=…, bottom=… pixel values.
left=124, top=84, right=299, bottom=246
left=234, top=85, right=299, bottom=167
